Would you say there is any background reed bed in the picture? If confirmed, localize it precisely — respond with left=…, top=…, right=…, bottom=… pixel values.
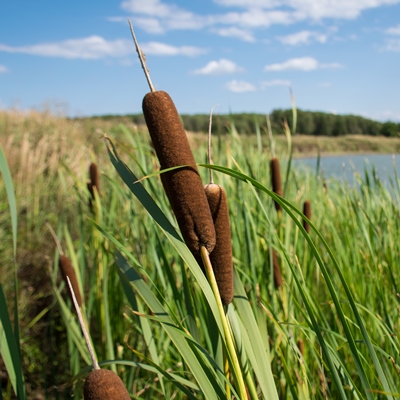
left=1, top=109, right=400, bottom=398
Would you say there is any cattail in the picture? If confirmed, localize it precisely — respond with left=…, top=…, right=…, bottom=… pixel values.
left=271, top=249, right=282, bottom=288
left=297, top=339, right=305, bottom=356
left=59, top=255, right=82, bottom=307
left=142, top=91, right=216, bottom=254
left=64, top=273, right=130, bottom=400
left=130, top=21, right=216, bottom=255
left=204, top=183, right=233, bottom=305
left=84, top=369, right=130, bottom=400
left=302, top=200, right=312, bottom=233
left=87, top=163, right=100, bottom=212
left=270, top=157, right=282, bottom=212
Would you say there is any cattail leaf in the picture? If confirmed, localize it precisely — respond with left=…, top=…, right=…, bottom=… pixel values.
left=0, top=145, right=17, bottom=257
left=200, top=163, right=390, bottom=398
left=231, top=271, right=280, bottom=400
left=115, top=251, right=225, bottom=400
left=0, top=284, right=26, bottom=399
left=104, top=359, right=200, bottom=393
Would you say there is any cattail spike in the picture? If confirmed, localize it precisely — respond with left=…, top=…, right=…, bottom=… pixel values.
left=270, top=157, right=283, bottom=212
left=297, top=338, right=305, bottom=356
left=59, top=255, right=83, bottom=308
left=271, top=249, right=282, bottom=288
left=204, top=183, right=233, bottom=305
left=143, top=91, right=216, bottom=254
left=303, top=200, right=312, bottom=233
left=87, top=163, right=100, bottom=212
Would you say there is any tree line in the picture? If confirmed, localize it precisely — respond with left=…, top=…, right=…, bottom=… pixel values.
left=96, top=109, right=400, bottom=137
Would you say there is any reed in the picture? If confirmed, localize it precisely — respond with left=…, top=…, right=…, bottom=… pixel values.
left=302, top=200, right=311, bottom=233
left=270, top=157, right=283, bottom=212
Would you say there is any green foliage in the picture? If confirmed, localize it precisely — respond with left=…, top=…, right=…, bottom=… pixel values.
left=79, top=109, right=394, bottom=137
left=381, top=121, right=399, bottom=137
left=1, top=112, right=400, bottom=398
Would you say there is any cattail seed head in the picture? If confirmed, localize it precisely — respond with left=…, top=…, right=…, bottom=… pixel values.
left=59, top=255, right=82, bottom=307
left=297, top=339, right=305, bottom=356
left=204, top=183, right=233, bottom=305
left=83, top=369, right=130, bottom=400
left=270, top=157, right=282, bottom=212
left=271, top=249, right=282, bottom=288
left=302, top=200, right=312, bottom=233
left=87, top=163, right=100, bottom=200
left=142, top=90, right=216, bottom=254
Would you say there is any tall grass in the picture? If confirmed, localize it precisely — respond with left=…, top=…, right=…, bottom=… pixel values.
left=0, top=110, right=399, bottom=398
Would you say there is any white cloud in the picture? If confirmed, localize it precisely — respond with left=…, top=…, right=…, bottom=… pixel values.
left=193, top=59, right=243, bottom=75
left=0, top=65, right=9, bottom=73
left=213, top=27, right=256, bottom=42
left=122, top=0, right=206, bottom=33
left=226, top=80, right=257, bottom=92
left=385, top=24, right=400, bottom=35
left=264, top=57, right=343, bottom=71
left=213, top=0, right=400, bottom=20
left=117, top=0, right=400, bottom=44
left=142, top=42, right=206, bottom=56
left=383, top=37, right=400, bottom=52
left=214, top=9, right=298, bottom=28
left=261, top=79, right=291, bottom=88
left=0, top=36, right=205, bottom=59
left=0, top=36, right=134, bottom=59
left=277, top=30, right=328, bottom=45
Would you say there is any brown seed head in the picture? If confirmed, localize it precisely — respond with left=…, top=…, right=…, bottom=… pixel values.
left=204, top=183, right=233, bottom=305
left=88, top=163, right=100, bottom=198
left=59, top=255, right=82, bottom=307
left=297, top=339, right=305, bottom=356
left=270, top=157, right=282, bottom=212
left=271, top=249, right=282, bottom=288
left=142, top=91, right=216, bottom=254
left=83, top=369, right=130, bottom=400
left=302, top=200, right=312, bottom=233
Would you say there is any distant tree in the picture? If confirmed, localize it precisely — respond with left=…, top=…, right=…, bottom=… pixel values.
left=332, top=116, right=347, bottom=136
left=381, top=121, right=399, bottom=137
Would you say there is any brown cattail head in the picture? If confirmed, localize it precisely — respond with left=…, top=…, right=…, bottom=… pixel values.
left=270, top=157, right=282, bottom=212
left=83, top=369, right=130, bottom=400
left=302, top=200, right=312, bottom=233
left=59, top=255, right=82, bottom=307
left=87, top=163, right=100, bottom=200
left=204, top=183, right=233, bottom=305
left=271, top=249, right=282, bottom=288
left=297, top=339, right=305, bottom=356
left=142, top=90, right=216, bottom=254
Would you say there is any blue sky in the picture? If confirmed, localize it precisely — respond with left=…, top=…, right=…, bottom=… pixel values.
left=0, top=0, right=399, bottom=121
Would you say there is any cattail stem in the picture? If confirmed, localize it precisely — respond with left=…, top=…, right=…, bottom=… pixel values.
left=128, top=18, right=155, bottom=92
left=66, top=276, right=99, bottom=370
left=208, top=105, right=218, bottom=184
left=200, top=246, right=247, bottom=400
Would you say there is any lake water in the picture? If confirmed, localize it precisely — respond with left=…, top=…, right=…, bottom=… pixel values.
left=293, top=154, right=400, bottom=185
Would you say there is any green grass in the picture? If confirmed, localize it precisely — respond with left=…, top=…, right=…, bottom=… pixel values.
left=0, top=110, right=400, bottom=398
